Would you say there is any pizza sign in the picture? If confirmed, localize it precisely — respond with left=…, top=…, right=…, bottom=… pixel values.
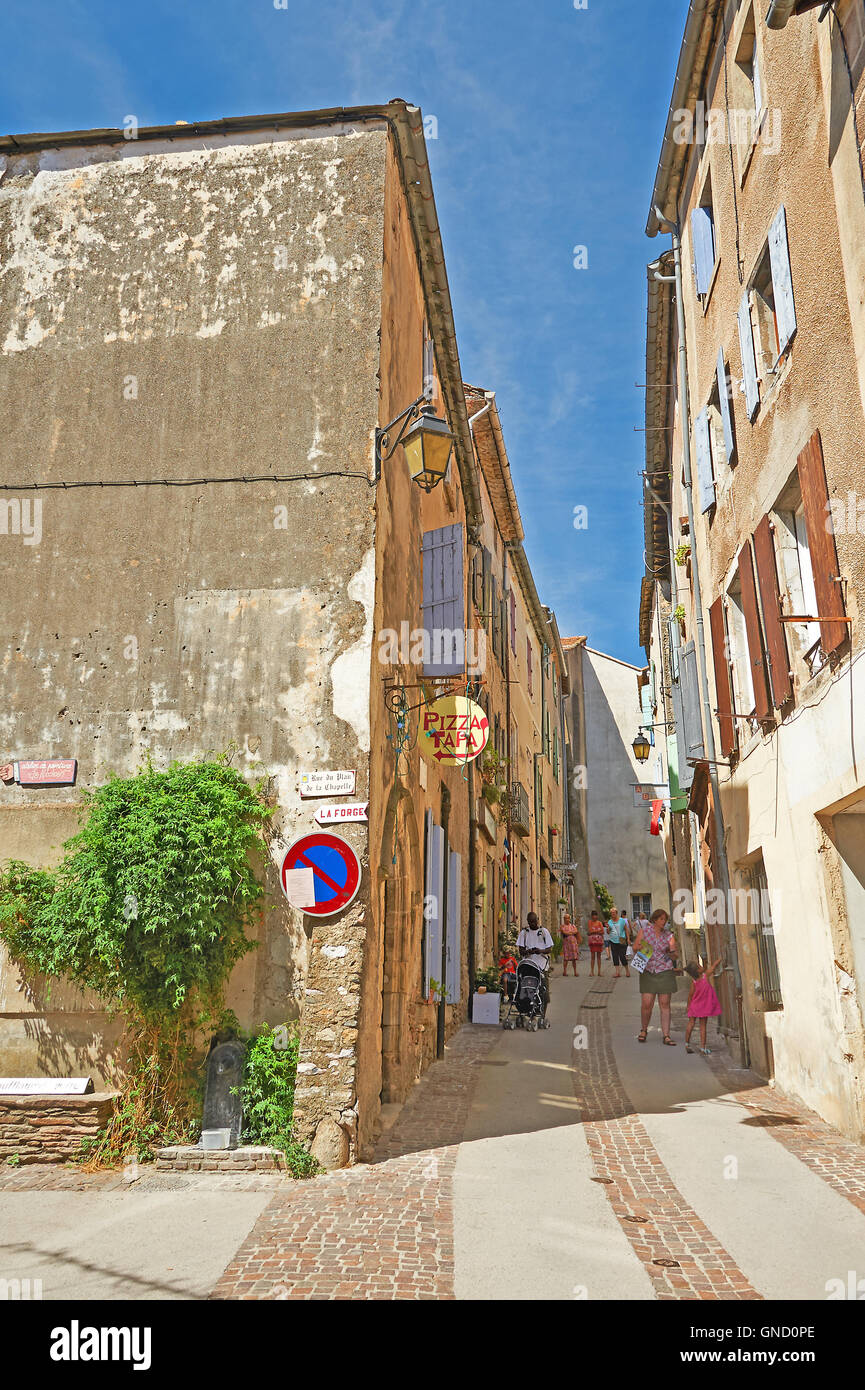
left=420, top=696, right=489, bottom=767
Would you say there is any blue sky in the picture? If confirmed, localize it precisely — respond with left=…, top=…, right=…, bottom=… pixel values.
left=3, top=0, right=687, bottom=663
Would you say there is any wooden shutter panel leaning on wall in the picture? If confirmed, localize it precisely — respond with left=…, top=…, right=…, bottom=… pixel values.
left=691, top=205, right=715, bottom=295
left=717, top=347, right=736, bottom=465
left=797, top=430, right=848, bottom=656
left=422, top=523, right=465, bottom=677
left=737, top=541, right=772, bottom=721
left=695, top=408, right=715, bottom=512
left=709, top=596, right=737, bottom=756
left=768, top=205, right=797, bottom=356
left=752, top=515, right=792, bottom=708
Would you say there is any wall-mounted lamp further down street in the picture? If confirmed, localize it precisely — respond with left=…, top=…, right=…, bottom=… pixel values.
left=375, top=393, right=454, bottom=493
left=632, top=730, right=652, bottom=764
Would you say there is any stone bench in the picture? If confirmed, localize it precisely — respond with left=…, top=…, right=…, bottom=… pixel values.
left=155, top=1144, right=288, bottom=1172
left=0, top=1092, right=119, bottom=1165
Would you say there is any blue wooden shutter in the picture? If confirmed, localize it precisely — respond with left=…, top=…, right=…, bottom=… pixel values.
left=717, top=347, right=736, bottom=465
left=691, top=205, right=715, bottom=295
left=694, top=408, right=715, bottom=512
left=446, top=850, right=461, bottom=1003
left=671, top=675, right=693, bottom=792
left=768, top=205, right=797, bottom=355
left=680, top=640, right=705, bottom=763
left=422, top=523, right=465, bottom=676
left=737, top=291, right=760, bottom=419
left=423, top=812, right=444, bottom=996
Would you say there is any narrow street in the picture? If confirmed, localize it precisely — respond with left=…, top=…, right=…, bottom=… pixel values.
left=8, top=967, right=863, bottom=1303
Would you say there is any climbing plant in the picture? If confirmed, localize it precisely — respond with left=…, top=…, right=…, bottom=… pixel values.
left=0, top=756, right=271, bottom=1163
left=593, top=879, right=615, bottom=918
left=238, top=1023, right=321, bottom=1179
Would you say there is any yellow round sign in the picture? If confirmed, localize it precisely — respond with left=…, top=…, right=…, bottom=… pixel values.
left=419, top=695, right=490, bottom=767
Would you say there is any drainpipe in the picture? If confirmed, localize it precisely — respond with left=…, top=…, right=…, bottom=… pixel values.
left=467, top=735, right=476, bottom=1015
left=504, top=550, right=513, bottom=946
left=765, top=0, right=799, bottom=29
left=438, top=787, right=451, bottom=1059
left=652, top=209, right=747, bottom=1066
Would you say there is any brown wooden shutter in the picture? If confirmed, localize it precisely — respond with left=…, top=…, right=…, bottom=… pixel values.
left=738, top=542, right=772, bottom=721
left=753, top=515, right=792, bottom=707
left=709, top=596, right=736, bottom=756
left=797, top=430, right=847, bottom=655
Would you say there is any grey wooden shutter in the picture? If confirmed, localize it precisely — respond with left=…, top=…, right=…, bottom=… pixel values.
left=694, top=408, right=715, bottom=512
left=671, top=676, right=693, bottom=791
left=691, top=206, right=715, bottom=295
left=717, top=347, right=736, bottom=465
left=680, top=640, right=705, bottom=763
left=422, top=523, right=465, bottom=677
left=446, top=849, right=461, bottom=1003
left=768, top=205, right=796, bottom=354
left=423, top=813, right=445, bottom=997
left=737, top=291, right=760, bottom=419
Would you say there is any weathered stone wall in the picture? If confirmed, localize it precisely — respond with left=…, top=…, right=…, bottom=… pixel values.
left=0, top=1092, right=118, bottom=1163
left=0, top=124, right=388, bottom=1160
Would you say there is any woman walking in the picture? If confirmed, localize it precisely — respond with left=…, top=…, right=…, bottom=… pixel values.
left=633, top=908, right=679, bottom=1045
left=684, top=957, right=723, bottom=1054
left=607, top=908, right=631, bottom=979
left=587, top=911, right=605, bottom=976
left=559, top=913, right=581, bottom=977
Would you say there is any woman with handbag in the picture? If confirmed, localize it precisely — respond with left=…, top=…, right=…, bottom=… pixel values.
left=632, top=908, right=679, bottom=1045
left=559, top=913, right=581, bottom=977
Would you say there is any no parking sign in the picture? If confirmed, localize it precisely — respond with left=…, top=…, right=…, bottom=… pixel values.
left=280, top=832, right=361, bottom=917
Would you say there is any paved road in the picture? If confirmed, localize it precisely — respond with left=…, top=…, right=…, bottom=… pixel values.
left=4, top=963, right=865, bottom=1299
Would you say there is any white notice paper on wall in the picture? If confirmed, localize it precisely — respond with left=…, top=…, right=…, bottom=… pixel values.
left=283, top=867, right=316, bottom=910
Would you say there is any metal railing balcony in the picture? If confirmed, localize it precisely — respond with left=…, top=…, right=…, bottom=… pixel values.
left=509, top=781, right=531, bottom=836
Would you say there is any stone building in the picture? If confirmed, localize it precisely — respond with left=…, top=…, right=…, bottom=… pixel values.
left=0, top=103, right=573, bottom=1166
left=640, top=1, right=865, bottom=1137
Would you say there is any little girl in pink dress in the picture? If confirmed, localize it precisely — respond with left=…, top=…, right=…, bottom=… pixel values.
left=684, top=958, right=723, bottom=1054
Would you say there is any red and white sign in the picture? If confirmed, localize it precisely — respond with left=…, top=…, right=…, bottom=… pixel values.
left=313, top=802, right=369, bottom=826
left=5, top=760, right=78, bottom=787
left=280, top=832, right=361, bottom=917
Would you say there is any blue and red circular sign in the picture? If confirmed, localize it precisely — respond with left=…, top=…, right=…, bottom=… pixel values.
left=280, top=832, right=362, bottom=917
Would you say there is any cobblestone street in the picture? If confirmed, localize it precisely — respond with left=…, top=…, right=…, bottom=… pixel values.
left=7, top=968, right=865, bottom=1301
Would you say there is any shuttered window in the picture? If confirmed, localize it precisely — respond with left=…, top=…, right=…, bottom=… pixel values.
left=423, top=811, right=445, bottom=997
left=482, top=548, right=492, bottom=624
left=679, top=640, right=705, bottom=764
left=737, top=291, right=760, bottom=419
left=796, top=430, right=848, bottom=655
left=691, top=202, right=716, bottom=296
left=709, top=597, right=737, bottom=756
left=717, top=348, right=736, bottom=465
left=737, top=541, right=772, bottom=721
left=768, top=205, right=797, bottom=356
left=491, top=573, right=500, bottom=660
left=421, top=523, right=465, bottom=677
left=527, top=637, right=533, bottom=696
left=510, top=590, right=517, bottom=652
left=445, top=849, right=461, bottom=1004
left=753, top=515, right=792, bottom=707
left=694, top=407, right=715, bottom=513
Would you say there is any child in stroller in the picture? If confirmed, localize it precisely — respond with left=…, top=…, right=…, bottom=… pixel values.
left=502, top=959, right=551, bottom=1031
left=498, top=948, right=519, bottom=1001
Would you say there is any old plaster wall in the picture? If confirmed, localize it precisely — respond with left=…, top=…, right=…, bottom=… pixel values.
left=0, top=127, right=387, bottom=1162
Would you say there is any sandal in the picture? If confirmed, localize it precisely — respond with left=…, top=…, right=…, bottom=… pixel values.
left=638, top=1030, right=648, bottom=1043
left=662, top=1035, right=677, bottom=1045
left=685, top=1045, right=694, bottom=1054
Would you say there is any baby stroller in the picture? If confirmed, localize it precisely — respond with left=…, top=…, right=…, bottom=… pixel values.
left=502, top=960, right=551, bottom=1031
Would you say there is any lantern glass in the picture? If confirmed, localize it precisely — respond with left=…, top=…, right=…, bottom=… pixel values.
left=632, top=732, right=651, bottom=764
left=402, top=407, right=453, bottom=491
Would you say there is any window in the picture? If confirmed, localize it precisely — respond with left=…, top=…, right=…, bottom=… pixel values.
left=527, top=637, right=534, bottom=696
left=691, top=175, right=717, bottom=297
left=737, top=207, right=797, bottom=418
left=774, top=504, right=822, bottom=676
left=553, top=728, right=560, bottom=783
left=746, top=858, right=782, bottom=1011
left=735, top=8, right=763, bottom=117
left=510, top=590, right=517, bottom=653
left=631, top=893, right=652, bottom=919
left=725, top=574, right=757, bottom=731
left=709, top=598, right=737, bottom=757
left=421, top=524, right=465, bottom=677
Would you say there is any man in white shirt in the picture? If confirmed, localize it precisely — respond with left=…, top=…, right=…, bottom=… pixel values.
left=517, top=912, right=553, bottom=1016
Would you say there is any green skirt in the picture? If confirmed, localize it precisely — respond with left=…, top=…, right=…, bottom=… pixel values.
left=637, top=968, right=678, bottom=995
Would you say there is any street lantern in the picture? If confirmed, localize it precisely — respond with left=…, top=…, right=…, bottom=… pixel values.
left=374, top=394, right=454, bottom=493
left=401, top=405, right=454, bottom=492
left=632, top=729, right=652, bottom=764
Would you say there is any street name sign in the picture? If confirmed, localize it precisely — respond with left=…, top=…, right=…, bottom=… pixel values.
left=300, top=770, right=356, bottom=798
left=0, top=1077, right=93, bottom=1095
left=313, top=802, right=369, bottom=825
left=280, top=832, right=361, bottom=917
left=0, top=760, right=78, bottom=787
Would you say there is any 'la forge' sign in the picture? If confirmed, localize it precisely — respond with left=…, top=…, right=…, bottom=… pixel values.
left=0, top=760, right=78, bottom=787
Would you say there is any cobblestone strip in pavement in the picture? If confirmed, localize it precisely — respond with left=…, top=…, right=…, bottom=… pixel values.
left=573, top=981, right=761, bottom=1301
left=211, top=1023, right=502, bottom=1300
left=703, top=1050, right=865, bottom=1220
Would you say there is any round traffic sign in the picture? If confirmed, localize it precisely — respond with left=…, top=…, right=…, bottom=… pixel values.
left=280, top=832, right=362, bottom=917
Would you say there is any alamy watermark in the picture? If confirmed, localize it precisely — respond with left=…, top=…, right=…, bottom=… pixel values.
left=672, top=102, right=781, bottom=157
left=0, top=498, right=41, bottom=546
